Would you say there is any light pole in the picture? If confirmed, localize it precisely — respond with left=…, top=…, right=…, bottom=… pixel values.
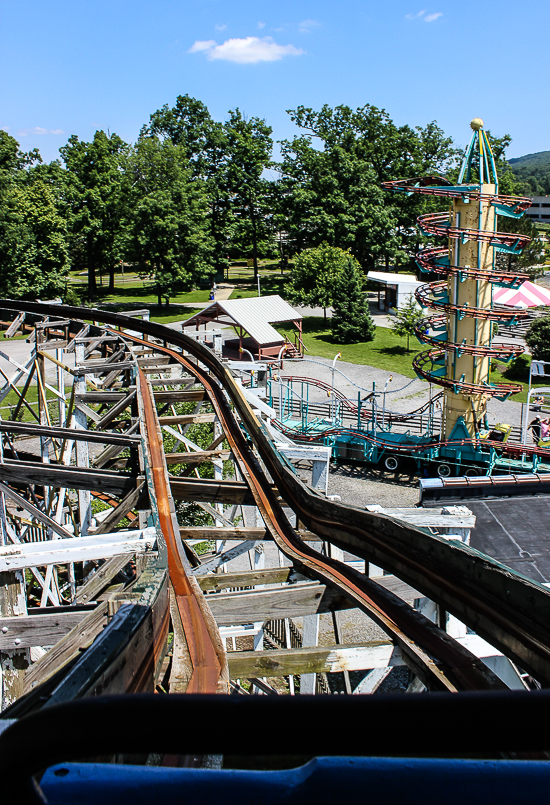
left=382, top=375, right=393, bottom=430
left=331, top=352, right=341, bottom=424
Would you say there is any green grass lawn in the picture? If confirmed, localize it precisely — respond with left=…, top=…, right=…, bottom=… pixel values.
left=289, top=317, right=423, bottom=378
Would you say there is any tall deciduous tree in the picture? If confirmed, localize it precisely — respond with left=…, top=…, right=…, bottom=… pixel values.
left=60, top=131, right=129, bottom=299
left=126, top=136, right=214, bottom=305
left=0, top=132, right=69, bottom=298
left=224, top=109, right=274, bottom=280
left=143, top=95, right=232, bottom=276
left=278, top=104, right=458, bottom=270
left=331, top=257, right=375, bottom=344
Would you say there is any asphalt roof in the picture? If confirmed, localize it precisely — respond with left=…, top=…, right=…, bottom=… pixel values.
left=182, top=295, right=302, bottom=345
left=468, top=496, right=550, bottom=584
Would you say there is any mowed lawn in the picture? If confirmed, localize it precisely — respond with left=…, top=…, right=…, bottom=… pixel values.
left=291, top=318, right=423, bottom=379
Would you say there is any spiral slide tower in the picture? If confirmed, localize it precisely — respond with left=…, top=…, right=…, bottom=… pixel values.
left=383, top=119, right=532, bottom=440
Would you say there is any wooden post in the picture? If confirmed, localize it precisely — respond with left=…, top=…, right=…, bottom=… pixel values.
left=74, top=342, right=92, bottom=536
left=300, top=614, right=320, bottom=694
left=0, top=570, right=28, bottom=709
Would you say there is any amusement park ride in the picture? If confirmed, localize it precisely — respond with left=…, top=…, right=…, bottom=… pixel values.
left=271, top=119, right=550, bottom=478
left=5, top=121, right=550, bottom=802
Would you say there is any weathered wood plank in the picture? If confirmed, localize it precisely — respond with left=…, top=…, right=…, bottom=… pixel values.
left=0, top=420, right=140, bottom=446
left=170, top=477, right=264, bottom=505
left=206, top=582, right=353, bottom=624
left=165, top=449, right=231, bottom=465
left=154, top=390, right=206, bottom=403
left=75, top=556, right=131, bottom=603
left=0, top=611, right=89, bottom=649
left=198, top=567, right=308, bottom=592
left=0, top=460, right=137, bottom=495
left=227, top=640, right=399, bottom=678
left=77, top=391, right=134, bottom=403
left=180, top=526, right=321, bottom=542
left=168, top=585, right=192, bottom=694
left=158, top=414, right=216, bottom=425
left=23, top=601, right=109, bottom=693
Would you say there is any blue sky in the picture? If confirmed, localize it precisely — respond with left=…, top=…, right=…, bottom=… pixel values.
left=1, top=0, right=547, bottom=165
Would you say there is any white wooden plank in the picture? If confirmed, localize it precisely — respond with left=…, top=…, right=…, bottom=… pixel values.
left=0, top=527, right=157, bottom=570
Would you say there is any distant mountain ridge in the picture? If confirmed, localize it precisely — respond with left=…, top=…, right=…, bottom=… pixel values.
left=507, top=151, right=550, bottom=196
left=508, top=151, right=550, bottom=169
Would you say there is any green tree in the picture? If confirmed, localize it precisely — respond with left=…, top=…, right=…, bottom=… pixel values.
left=525, top=317, right=550, bottom=363
left=0, top=132, right=69, bottom=298
left=126, top=136, right=214, bottom=305
left=224, top=109, right=274, bottom=279
left=331, top=257, right=375, bottom=344
left=142, top=95, right=232, bottom=277
left=389, top=296, right=425, bottom=351
left=286, top=243, right=351, bottom=320
left=278, top=104, right=458, bottom=270
left=60, top=131, right=129, bottom=299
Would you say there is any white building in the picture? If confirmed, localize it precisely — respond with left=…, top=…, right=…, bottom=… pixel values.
left=367, top=271, right=423, bottom=312
left=526, top=196, right=550, bottom=222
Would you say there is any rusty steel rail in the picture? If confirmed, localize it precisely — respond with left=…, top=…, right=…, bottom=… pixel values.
left=381, top=177, right=532, bottom=214
left=136, top=367, right=226, bottom=694
left=5, top=302, right=550, bottom=687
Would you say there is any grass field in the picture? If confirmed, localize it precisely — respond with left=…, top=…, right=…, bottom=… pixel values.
left=289, top=318, right=423, bottom=378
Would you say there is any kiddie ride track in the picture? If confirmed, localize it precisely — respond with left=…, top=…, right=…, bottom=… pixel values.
left=3, top=303, right=550, bottom=800
left=269, top=370, right=550, bottom=478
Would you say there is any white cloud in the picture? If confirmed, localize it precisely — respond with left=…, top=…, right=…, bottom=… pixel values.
left=257, top=21, right=265, bottom=29
left=189, top=39, right=217, bottom=52
left=405, top=10, right=426, bottom=19
left=424, top=11, right=443, bottom=21
left=17, top=126, right=65, bottom=137
left=189, top=36, right=304, bottom=64
left=298, top=18, right=320, bottom=33
left=214, top=24, right=227, bottom=31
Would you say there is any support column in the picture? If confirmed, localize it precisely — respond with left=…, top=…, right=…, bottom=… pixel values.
left=74, top=342, right=91, bottom=536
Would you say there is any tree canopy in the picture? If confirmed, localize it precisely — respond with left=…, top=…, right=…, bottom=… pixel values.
left=1, top=95, right=536, bottom=307
left=286, top=243, right=352, bottom=318
left=526, top=317, right=550, bottom=363
left=125, top=136, right=214, bottom=304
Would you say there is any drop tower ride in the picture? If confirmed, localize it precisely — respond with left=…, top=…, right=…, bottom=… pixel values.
left=384, top=119, right=532, bottom=441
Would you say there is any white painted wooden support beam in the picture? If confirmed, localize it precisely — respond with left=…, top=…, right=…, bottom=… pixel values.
left=275, top=445, right=331, bottom=462
left=300, top=614, right=320, bottom=694
left=162, top=425, right=203, bottom=453
left=0, top=527, right=157, bottom=571
left=237, top=381, right=277, bottom=419
left=365, top=504, right=475, bottom=530
left=227, top=361, right=268, bottom=371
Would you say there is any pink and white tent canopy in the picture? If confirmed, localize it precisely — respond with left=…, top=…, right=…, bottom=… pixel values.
left=493, top=280, right=550, bottom=309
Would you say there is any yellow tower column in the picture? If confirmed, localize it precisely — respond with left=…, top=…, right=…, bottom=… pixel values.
left=443, top=187, right=495, bottom=439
